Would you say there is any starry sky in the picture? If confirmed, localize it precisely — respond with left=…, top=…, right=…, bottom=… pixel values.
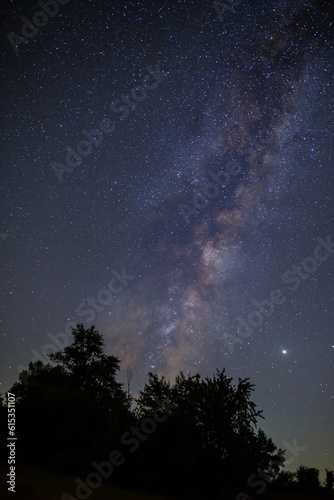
left=1, top=0, right=334, bottom=480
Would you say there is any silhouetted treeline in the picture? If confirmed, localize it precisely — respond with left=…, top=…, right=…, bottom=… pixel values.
left=2, top=325, right=333, bottom=499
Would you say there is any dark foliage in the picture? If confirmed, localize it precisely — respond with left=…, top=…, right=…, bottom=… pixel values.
left=127, top=369, right=284, bottom=497
left=295, top=465, right=321, bottom=490
left=325, top=469, right=334, bottom=491
left=4, top=325, right=330, bottom=499
left=8, top=325, right=133, bottom=475
left=49, top=323, right=131, bottom=413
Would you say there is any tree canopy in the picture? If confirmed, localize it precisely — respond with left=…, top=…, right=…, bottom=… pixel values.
left=49, top=324, right=130, bottom=412
left=5, top=325, right=329, bottom=499
left=133, top=369, right=284, bottom=496
left=8, top=325, right=132, bottom=471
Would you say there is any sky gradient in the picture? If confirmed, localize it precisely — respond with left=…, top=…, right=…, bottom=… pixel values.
left=1, top=0, right=334, bottom=481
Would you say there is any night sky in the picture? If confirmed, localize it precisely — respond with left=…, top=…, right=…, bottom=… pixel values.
left=1, top=0, right=334, bottom=480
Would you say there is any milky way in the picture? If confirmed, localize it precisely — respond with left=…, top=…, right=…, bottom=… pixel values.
left=94, top=1, right=333, bottom=382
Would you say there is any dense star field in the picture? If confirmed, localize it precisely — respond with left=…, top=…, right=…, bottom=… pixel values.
left=1, top=0, right=334, bottom=480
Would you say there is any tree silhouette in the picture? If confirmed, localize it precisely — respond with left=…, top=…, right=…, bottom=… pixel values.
left=10, top=361, right=67, bottom=405
left=325, top=469, right=334, bottom=490
left=296, top=465, right=320, bottom=490
left=134, top=369, right=285, bottom=496
left=9, top=360, right=98, bottom=469
left=273, top=470, right=297, bottom=489
left=8, top=329, right=332, bottom=499
left=49, top=324, right=130, bottom=413
left=9, top=325, right=132, bottom=475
